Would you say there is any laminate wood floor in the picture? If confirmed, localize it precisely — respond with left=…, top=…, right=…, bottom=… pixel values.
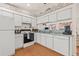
left=15, top=43, right=63, bottom=56
left=77, top=46, right=79, bottom=56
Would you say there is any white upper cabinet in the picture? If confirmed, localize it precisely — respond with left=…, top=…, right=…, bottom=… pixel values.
left=37, top=17, right=42, bottom=24
left=37, top=8, right=72, bottom=23
left=57, top=8, right=72, bottom=21
left=14, top=14, right=22, bottom=26
left=37, top=15, right=48, bottom=24
left=31, top=19, right=37, bottom=28
left=42, top=15, right=48, bottom=23
left=49, top=12, right=56, bottom=22
left=22, top=16, right=31, bottom=23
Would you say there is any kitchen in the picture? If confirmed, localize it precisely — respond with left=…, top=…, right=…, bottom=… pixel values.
left=0, top=3, right=79, bottom=56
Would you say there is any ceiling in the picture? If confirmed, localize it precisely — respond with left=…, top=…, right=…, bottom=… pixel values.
left=7, top=3, right=72, bottom=17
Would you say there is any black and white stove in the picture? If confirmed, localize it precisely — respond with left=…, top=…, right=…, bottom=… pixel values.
left=21, top=31, right=35, bottom=48
left=24, top=33, right=34, bottom=43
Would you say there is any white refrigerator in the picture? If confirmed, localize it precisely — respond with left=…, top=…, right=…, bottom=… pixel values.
left=0, top=15, right=15, bottom=56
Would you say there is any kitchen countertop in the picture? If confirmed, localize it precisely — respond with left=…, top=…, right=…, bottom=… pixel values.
left=36, top=31, right=72, bottom=37
left=15, top=33, right=22, bottom=35
left=15, top=31, right=72, bottom=37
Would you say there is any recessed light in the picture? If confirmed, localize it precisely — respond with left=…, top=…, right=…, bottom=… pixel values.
left=27, top=3, right=30, bottom=7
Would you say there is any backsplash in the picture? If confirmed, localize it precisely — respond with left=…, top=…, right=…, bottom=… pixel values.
left=38, top=20, right=72, bottom=31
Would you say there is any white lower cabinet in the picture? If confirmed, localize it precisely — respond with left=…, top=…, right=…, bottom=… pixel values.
left=37, top=33, right=54, bottom=49
left=34, top=33, right=37, bottom=42
left=15, top=34, right=23, bottom=49
left=46, top=37, right=54, bottom=49
left=46, top=38, right=50, bottom=48
left=54, top=36, right=69, bottom=56
left=36, top=33, right=71, bottom=56
left=44, top=34, right=54, bottom=49
left=40, top=34, right=47, bottom=47
left=36, top=33, right=41, bottom=44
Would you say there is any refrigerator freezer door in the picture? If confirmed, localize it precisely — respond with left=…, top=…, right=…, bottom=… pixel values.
left=0, top=15, right=14, bottom=30
left=0, top=31, right=15, bottom=56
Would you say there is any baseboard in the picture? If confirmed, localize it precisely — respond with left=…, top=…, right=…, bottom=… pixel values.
left=15, top=47, right=23, bottom=51
left=76, top=40, right=79, bottom=46
left=11, top=54, right=15, bottom=56
left=77, top=46, right=79, bottom=48
left=35, top=43, right=63, bottom=56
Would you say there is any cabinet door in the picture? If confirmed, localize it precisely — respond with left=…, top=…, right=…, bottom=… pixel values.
left=15, top=34, right=23, bottom=49
left=36, top=33, right=41, bottom=44
left=57, top=8, right=72, bottom=20
left=40, top=34, right=47, bottom=47
left=46, top=39, right=50, bottom=48
left=47, top=37, right=54, bottom=49
left=54, top=37, right=69, bottom=55
left=14, top=14, right=22, bottom=26
left=37, top=17, right=43, bottom=24
left=37, top=15, right=48, bottom=23
left=42, top=15, right=48, bottom=23
left=19, top=34, right=23, bottom=48
left=46, top=34, right=54, bottom=49
left=49, top=12, right=56, bottom=22
left=34, top=33, right=37, bottom=42
left=31, top=19, right=37, bottom=28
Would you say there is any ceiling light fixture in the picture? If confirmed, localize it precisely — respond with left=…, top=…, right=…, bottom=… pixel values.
left=27, top=3, right=30, bottom=7
left=43, top=3, right=47, bottom=4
